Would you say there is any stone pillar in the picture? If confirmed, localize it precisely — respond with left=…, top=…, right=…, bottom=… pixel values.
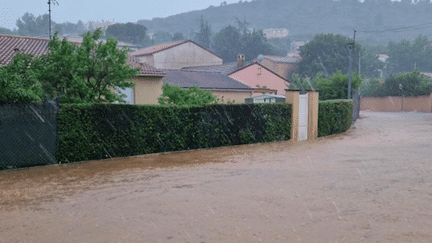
left=307, top=91, right=319, bottom=140
left=285, top=90, right=300, bottom=141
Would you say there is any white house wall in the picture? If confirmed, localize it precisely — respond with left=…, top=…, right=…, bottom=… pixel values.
left=153, top=42, right=223, bottom=69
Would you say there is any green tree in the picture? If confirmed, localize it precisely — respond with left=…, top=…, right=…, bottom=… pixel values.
left=172, top=32, right=185, bottom=41
left=152, top=30, right=173, bottom=45
left=298, top=33, right=362, bottom=78
left=304, top=71, right=362, bottom=100
left=241, top=29, right=275, bottom=61
left=53, top=20, right=87, bottom=36
left=212, top=25, right=242, bottom=62
left=385, top=35, right=432, bottom=76
left=105, top=22, right=151, bottom=46
left=40, top=29, right=139, bottom=104
left=0, top=54, right=45, bottom=105
left=158, top=83, right=217, bottom=107
left=0, top=27, right=15, bottom=35
left=195, top=15, right=212, bottom=49
left=16, top=12, right=52, bottom=36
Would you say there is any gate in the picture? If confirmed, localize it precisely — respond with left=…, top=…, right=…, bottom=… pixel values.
left=298, top=93, right=309, bottom=141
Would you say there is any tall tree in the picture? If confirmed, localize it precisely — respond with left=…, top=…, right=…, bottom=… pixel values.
left=16, top=12, right=53, bottom=36
left=172, top=32, right=185, bottom=41
left=152, top=30, right=173, bottom=45
left=105, top=23, right=152, bottom=46
left=40, top=29, right=139, bottom=104
left=195, top=15, right=212, bottom=49
left=298, top=33, right=364, bottom=78
left=385, top=35, right=432, bottom=76
left=212, top=25, right=242, bottom=62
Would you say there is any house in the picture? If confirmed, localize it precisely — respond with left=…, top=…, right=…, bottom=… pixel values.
left=245, top=94, right=286, bottom=104
left=115, top=56, right=166, bottom=105
left=0, top=34, right=166, bottom=105
left=253, top=55, right=299, bottom=80
left=183, top=54, right=290, bottom=95
left=162, top=69, right=253, bottom=104
left=130, top=39, right=223, bottom=70
left=378, top=54, right=389, bottom=63
left=262, top=28, right=289, bottom=39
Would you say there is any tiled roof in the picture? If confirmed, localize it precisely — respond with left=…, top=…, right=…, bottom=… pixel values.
left=162, top=70, right=252, bottom=91
left=181, top=61, right=253, bottom=75
left=0, top=34, right=164, bottom=77
left=130, top=39, right=190, bottom=56
left=0, top=34, right=50, bottom=65
left=183, top=60, right=289, bottom=81
left=258, top=55, right=299, bottom=64
left=127, top=56, right=166, bottom=77
left=130, top=39, right=222, bottom=60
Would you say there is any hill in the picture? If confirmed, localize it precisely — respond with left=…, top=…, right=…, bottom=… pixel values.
left=137, top=0, right=432, bottom=46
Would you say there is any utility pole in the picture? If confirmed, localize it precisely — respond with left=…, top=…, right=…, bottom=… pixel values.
left=348, top=29, right=356, bottom=99
left=48, top=0, right=59, bottom=39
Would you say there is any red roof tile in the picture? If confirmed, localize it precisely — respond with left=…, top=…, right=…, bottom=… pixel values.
left=127, top=56, right=166, bottom=77
left=0, top=35, right=50, bottom=65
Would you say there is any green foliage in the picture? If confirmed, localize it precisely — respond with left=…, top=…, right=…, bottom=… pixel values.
left=16, top=12, right=52, bottom=36
left=0, top=54, right=45, bottom=105
left=318, top=99, right=353, bottom=137
left=158, top=83, right=217, bottom=107
left=360, top=70, right=432, bottom=97
left=385, top=35, right=432, bottom=76
left=172, top=32, right=185, bottom=41
left=297, top=33, right=381, bottom=79
left=56, top=103, right=292, bottom=163
left=105, top=22, right=152, bottom=46
left=212, top=24, right=274, bottom=62
left=195, top=15, right=212, bottom=49
left=0, top=27, right=15, bottom=35
left=291, top=71, right=361, bottom=100
left=212, top=25, right=242, bottom=62
left=40, top=29, right=139, bottom=104
left=53, top=21, right=87, bottom=36
left=152, top=30, right=173, bottom=45
left=312, top=71, right=362, bottom=100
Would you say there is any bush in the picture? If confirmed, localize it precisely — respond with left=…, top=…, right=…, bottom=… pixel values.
left=318, top=99, right=353, bottom=137
left=57, top=103, right=292, bottom=163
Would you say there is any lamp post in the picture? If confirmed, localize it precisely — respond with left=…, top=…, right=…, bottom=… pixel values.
left=399, top=84, right=403, bottom=112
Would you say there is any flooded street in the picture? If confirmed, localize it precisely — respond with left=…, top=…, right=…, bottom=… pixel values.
left=1, top=111, right=432, bottom=242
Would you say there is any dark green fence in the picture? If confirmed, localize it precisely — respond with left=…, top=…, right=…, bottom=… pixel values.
left=0, top=98, right=60, bottom=169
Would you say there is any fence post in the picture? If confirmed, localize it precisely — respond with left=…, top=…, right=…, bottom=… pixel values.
left=307, top=91, right=319, bottom=140
left=285, top=89, right=300, bottom=141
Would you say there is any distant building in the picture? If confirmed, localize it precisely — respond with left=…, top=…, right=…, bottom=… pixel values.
left=262, top=28, right=289, bottom=39
left=378, top=54, right=389, bottom=63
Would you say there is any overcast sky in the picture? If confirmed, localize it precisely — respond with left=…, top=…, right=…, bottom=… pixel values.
left=0, top=0, right=242, bottom=30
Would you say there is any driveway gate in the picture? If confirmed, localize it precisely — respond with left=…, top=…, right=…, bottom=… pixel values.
left=298, top=93, right=309, bottom=141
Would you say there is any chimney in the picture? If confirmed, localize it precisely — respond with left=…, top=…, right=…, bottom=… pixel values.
left=237, top=54, right=245, bottom=68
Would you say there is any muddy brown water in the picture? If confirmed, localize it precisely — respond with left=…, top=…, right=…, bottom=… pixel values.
left=1, top=111, right=432, bottom=243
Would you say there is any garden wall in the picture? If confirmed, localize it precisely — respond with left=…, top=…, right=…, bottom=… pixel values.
left=361, top=93, right=432, bottom=112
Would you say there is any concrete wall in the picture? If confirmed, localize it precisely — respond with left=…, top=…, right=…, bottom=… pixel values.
left=153, top=42, right=223, bottom=69
left=211, top=90, right=253, bottom=104
left=360, top=94, right=432, bottom=112
left=229, top=63, right=289, bottom=95
left=131, top=77, right=163, bottom=105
